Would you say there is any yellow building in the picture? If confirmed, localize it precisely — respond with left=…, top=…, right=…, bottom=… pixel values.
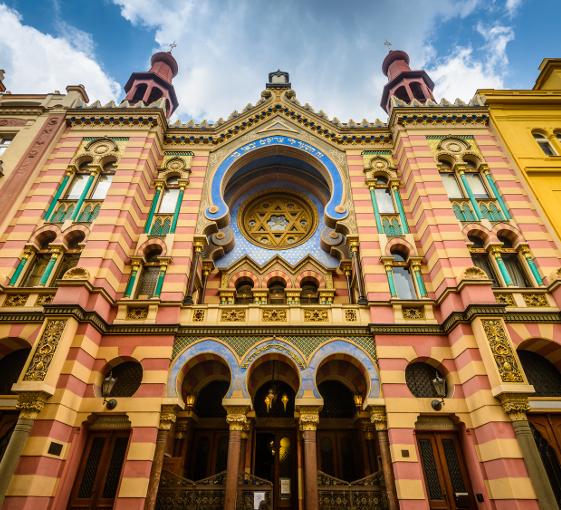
left=481, top=58, right=561, bottom=242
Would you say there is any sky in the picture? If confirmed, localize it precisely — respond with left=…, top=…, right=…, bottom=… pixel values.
left=0, top=0, right=560, bottom=122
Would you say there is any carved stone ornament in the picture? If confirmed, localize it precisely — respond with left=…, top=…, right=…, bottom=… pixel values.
left=241, top=342, right=305, bottom=369
left=495, top=293, right=515, bottom=306
left=522, top=293, right=548, bottom=307
left=126, top=306, right=148, bottom=320
left=344, top=309, right=358, bottom=322
left=299, top=411, right=320, bottom=431
left=262, top=309, right=287, bottom=322
left=36, top=293, right=55, bottom=305
left=0, top=118, right=26, bottom=127
left=62, top=267, right=90, bottom=280
left=304, top=309, right=328, bottom=322
left=24, top=319, right=67, bottom=381
left=192, top=308, right=206, bottom=322
left=402, top=306, right=425, bottom=320
left=481, top=319, right=524, bottom=383
left=498, top=394, right=530, bottom=421
left=159, top=405, right=178, bottom=430
left=221, top=309, right=246, bottom=322
left=369, top=406, right=388, bottom=431
left=4, top=294, right=28, bottom=307
left=16, top=391, right=50, bottom=419
left=226, top=413, right=248, bottom=431
left=462, top=266, right=489, bottom=281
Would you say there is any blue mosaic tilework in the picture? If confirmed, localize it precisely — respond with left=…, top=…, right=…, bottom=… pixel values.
left=215, top=180, right=339, bottom=269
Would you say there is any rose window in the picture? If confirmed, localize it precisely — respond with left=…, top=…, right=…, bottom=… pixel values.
left=239, top=192, right=317, bottom=249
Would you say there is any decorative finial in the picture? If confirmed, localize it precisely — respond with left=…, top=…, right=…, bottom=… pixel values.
left=384, top=40, right=392, bottom=51
left=168, top=41, right=177, bottom=53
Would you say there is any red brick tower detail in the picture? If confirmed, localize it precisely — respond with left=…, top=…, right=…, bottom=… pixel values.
left=380, top=50, right=435, bottom=113
left=124, top=51, right=179, bottom=117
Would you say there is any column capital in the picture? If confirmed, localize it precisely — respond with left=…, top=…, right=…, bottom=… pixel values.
left=498, top=393, right=530, bottom=421
left=389, top=179, right=401, bottom=190
left=369, top=405, right=388, bottom=431
left=22, top=247, right=35, bottom=258
left=298, top=408, right=320, bottom=431
left=159, top=404, right=179, bottom=430
left=226, top=413, right=248, bottom=431
left=16, top=391, right=50, bottom=419
left=489, top=244, right=503, bottom=257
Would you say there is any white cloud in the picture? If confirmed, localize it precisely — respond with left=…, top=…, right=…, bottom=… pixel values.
left=111, top=0, right=520, bottom=120
left=428, top=23, right=515, bottom=101
left=505, top=0, right=523, bottom=16
left=0, top=4, right=119, bottom=102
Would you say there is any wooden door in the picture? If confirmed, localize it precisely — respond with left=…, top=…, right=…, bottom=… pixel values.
left=528, top=414, right=561, bottom=501
left=68, top=430, right=130, bottom=510
left=417, top=432, right=476, bottom=510
left=255, top=430, right=296, bottom=510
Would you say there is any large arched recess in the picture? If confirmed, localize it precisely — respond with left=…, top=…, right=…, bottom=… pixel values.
left=205, top=136, right=348, bottom=229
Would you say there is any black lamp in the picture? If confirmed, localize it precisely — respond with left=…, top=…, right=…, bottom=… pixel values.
left=102, top=371, right=117, bottom=410
left=431, top=372, right=446, bottom=411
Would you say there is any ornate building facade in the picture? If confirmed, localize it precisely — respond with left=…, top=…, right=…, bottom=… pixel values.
left=0, top=49, right=560, bottom=510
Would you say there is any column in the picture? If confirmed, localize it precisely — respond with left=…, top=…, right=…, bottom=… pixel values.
left=124, top=261, right=141, bottom=298
left=410, top=259, right=428, bottom=297
left=459, top=169, right=482, bottom=220
left=483, top=168, right=511, bottom=220
left=299, top=410, right=319, bottom=510
left=370, top=407, right=399, bottom=510
left=44, top=170, right=72, bottom=221
left=391, top=181, right=410, bottom=234
left=153, top=262, right=168, bottom=298
left=297, top=431, right=304, bottom=510
left=349, top=238, right=367, bottom=305
left=0, top=391, right=49, bottom=506
left=184, top=241, right=203, bottom=305
left=341, top=261, right=354, bottom=304
left=198, top=261, right=213, bottom=304
left=71, top=170, right=97, bottom=221
left=144, top=183, right=163, bottom=233
left=144, top=405, right=177, bottom=510
left=368, top=184, right=384, bottom=233
left=170, top=183, right=186, bottom=233
left=498, top=394, right=559, bottom=510
left=39, top=247, right=62, bottom=286
left=520, top=246, right=543, bottom=285
left=224, top=410, right=247, bottom=510
left=8, top=248, right=33, bottom=286
left=491, top=246, right=513, bottom=286
left=383, top=259, right=398, bottom=298
left=239, top=422, right=250, bottom=480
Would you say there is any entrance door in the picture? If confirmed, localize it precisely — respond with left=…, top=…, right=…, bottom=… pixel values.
left=528, top=414, right=561, bottom=501
left=255, top=431, right=296, bottom=510
left=416, top=432, right=476, bottom=510
left=68, top=430, right=130, bottom=510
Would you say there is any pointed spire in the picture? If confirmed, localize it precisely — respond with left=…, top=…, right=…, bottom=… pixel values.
left=380, top=50, right=435, bottom=113
left=123, top=51, right=179, bottom=118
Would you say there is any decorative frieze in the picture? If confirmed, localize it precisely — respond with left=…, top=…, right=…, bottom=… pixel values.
left=192, top=309, right=206, bottom=322
left=304, top=309, right=328, bottom=322
left=402, top=306, right=425, bottom=320
left=522, top=293, right=548, bottom=307
left=4, top=294, right=28, bottom=307
left=481, top=319, right=524, bottom=383
left=221, top=309, right=246, bottom=322
left=262, top=309, right=287, bottom=322
left=495, top=293, right=515, bottom=306
left=126, top=306, right=149, bottom=320
left=344, top=309, right=357, bottom=322
left=23, top=319, right=67, bottom=381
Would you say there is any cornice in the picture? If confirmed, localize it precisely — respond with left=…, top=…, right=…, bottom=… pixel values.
left=66, top=108, right=167, bottom=130
left=390, top=106, right=489, bottom=128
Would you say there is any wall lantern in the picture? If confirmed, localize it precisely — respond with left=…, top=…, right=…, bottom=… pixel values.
left=431, top=372, right=446, bottom=411
left=102, top=371, right=118, bottom=410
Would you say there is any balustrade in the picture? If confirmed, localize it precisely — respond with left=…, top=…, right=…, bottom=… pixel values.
left=317, top=470, right=388, bottom=510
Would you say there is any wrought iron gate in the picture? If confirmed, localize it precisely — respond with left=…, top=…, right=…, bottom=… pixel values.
left=318, top=470, right=389, bottom=510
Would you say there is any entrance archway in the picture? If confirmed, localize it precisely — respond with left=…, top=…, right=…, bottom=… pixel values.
left=248, top=355, right=300, bottom=510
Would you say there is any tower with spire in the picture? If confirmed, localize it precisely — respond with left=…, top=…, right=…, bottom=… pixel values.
left=124, top=51, right=179, bottom=117
left=380, top=49, right=435, bottom=113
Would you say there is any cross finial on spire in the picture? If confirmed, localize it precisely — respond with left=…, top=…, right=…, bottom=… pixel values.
left=168, top=41, right=177, bottom=53
left=384, top=40, right=392, bottom=52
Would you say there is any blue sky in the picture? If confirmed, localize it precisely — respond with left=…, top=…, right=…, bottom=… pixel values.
left=1, top=0, right=560, bottom=121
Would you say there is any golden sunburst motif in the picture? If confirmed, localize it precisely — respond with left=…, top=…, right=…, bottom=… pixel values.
left=239, top=191, right=318, bottom=249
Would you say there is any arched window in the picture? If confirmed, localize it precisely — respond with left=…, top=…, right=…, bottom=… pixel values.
left=52, top=232, right=85, bottom=284
left=468, top=233, right=500, bottom=286
left=370, top=173, right=408, bottom=236
left=533, top=132, right=557, bottom=156
left=131, top=83, right=147, bottom=103
left=497, top=233, right=532, bottom=287
left=300, top=277, right=319, bottom=304
left=410, top=82, right=425, bottom=101
left=391, top=248, right=417, bottom=300
left=105, top=360, right=143, bottom=397
left=147, top=87, right=163, bottom=105
left=136, top=247, right=162, bottom=298
left=0, top=348, right=31, bottom=394
left=158, top=176, right=180, bottom=214
left=394, top=85, right=409, bottom=103
left=235, top=278, right=254, bottom=304
left=519, top=350, right=561, bottom=396
left=405, top=362, right=447, bottom=398
left=268, top=278, right=286, bottom=305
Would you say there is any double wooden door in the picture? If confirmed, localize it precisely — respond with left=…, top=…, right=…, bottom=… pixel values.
left=68, top=430, right=130, bottom=510
left=255, top=430, right=296, bottom=510
left=528, top=414, right=561, bottom=501
left=416, top=432, right=475, bottom=510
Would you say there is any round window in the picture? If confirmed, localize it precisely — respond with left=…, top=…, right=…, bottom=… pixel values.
left=239, top=191, right=317, bottom=249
